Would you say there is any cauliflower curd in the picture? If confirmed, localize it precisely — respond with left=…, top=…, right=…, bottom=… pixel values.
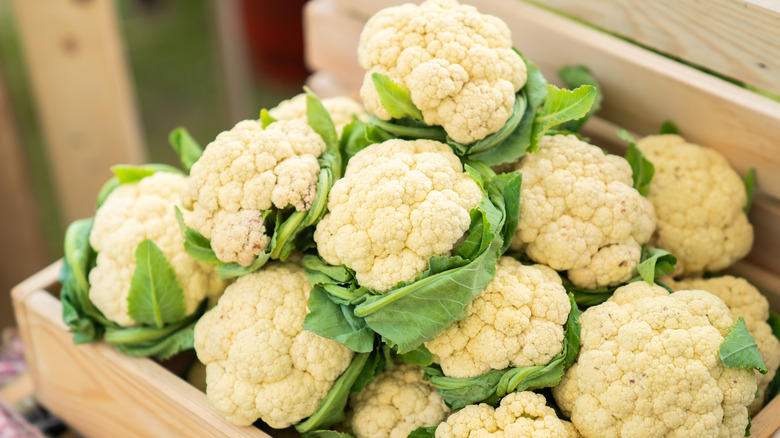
left=183, top=119, right=326, bottom=266
left=314, top=138, right=482, bottom=292
left=510, top=134, right=656, bottom=289
left=552, top=282, right=756, bottom=438
left=193, top=262, right=354, bottom=428
left=357, top=0, right=527, bottom=144
left=426, top=257, right=570, bottom=378
left=269, top=93, right=368, bottom=135
left=89, top=171, right=225, bottom=327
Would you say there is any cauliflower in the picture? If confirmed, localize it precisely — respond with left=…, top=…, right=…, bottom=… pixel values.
left=510, top=134, right=656, bottom=289
left=435, top=391, right=580, bottom=438
left=426, top=257, right=570, bottom=378
left=314, top=138, right=482, bottom=292
left=636, top=134, right=754, bottom=276
left=551, top=281, right=756, bottom=438
left=357, top=0, right=527, bottom=144
left=183, top=118, right=326, bottom=266
left=193, top=262, right=354, bottom=428
left=89, top=171, right=225, bottom=327
left=269, top=93, right=368, bottom=134
left=667, top=275, right=780, bottom=414
left=348, top=363, right=450, bottom=438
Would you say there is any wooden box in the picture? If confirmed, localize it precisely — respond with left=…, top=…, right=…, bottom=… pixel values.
left=12, top=0, right=780, bottom=436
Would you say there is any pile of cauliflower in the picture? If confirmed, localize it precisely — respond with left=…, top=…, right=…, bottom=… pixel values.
left=59, top=0, right=778, bottom=437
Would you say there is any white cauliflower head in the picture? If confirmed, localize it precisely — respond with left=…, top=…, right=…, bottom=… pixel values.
left=314, top=139, right=482, bottom=292
left=268, top=93, right=368, bottom=135
left=193, top=262, right=354, bottom=428
left=636, top=134, right=754, bottom=276
left=349, top=363, right=450, bottom=438
left=357, top=0, right=527, bottom=144
left=667, top=275, right=780, bottom=414
left=183, top=119, right=326, bottom=266
left=510, top=134, right=656, bottom=289
left=435, top=391, right=580, bottom=438
left=426, top=257, right=570, bottom=378
left=89, top=171, right=226, bottom=327
left=552, top=281, right=756, bottom=438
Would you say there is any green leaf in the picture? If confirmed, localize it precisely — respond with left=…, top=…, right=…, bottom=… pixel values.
left=623, top=133, right=655, bottom=196
left=556, top=65, right=603, bottom=132
left=408, top=427, right=437, bottom=438
left=763, top=312, right=780, bottom=406
left=743, top=168, right=756, bottom=215
left=365, top=125, right=395, bottom=144
left=296, top=352, right=372, bottom=433
left=114, top=320, right=197, bottom=360
left=174, top=207, right=220, bottom=265
left=529, top=84, right=596, bottom=152
left=720, top=317, right=768, bottom=374
left=452, top=96, right=526, bottom=154
left=305, top=87, right=339, bottom=151
left=636, top=247, right=677, bottom=284
left=659, top=120, right=679, bottom=135
left=60, top=218, right=103, bottom=343
left=260, top=108, right=276, bottom=128
left=339, top=119, right=373, bottom=162
left=303, top=431, right=355, bottom=438
left=304, top=287, right=375, bottom=353
left=214, top=251, right=271, bottom=279
left=369, top=115, right=447, bottom=141
left=110, top=163, right=183, bottom=185
left=127, top=239, right=187, bottom=328
left=303, top=254, right=353, bottom=286
left=168, top=127, right=203, bottom=171
left=371, top=73, right=424, bottom=121
left=398, top=344, right=434, bottom=367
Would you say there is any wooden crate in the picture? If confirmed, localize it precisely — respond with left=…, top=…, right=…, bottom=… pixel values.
left=11, top=0, right=780, bottom=437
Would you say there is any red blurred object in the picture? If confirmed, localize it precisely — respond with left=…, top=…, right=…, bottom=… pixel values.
left=241, top=0, right=311, bottom=85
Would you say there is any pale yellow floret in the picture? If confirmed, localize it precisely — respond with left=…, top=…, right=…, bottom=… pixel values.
left=426, top=257, right=570, bottom=378
left=349, top=363, right=450, bottom=438
left=435, top=391, right=580, bottom=438
left=314, top=139, right=482, bottom=292
left=268, top=93, right=369, bottom=135
left=510, top=134, right=656, bottom=289
left=667, top=275, right=780, bottom=414
left=357, top=0, right=527, bottom=144
left=193, top=262, right=354, bottom=428
left=636, top=134, right=753, bottom=276
left=183, top=119, right=326, bottom=266
left=552, top=281, right=756, bottom=438
left=88, top=172, right=226, bottom=327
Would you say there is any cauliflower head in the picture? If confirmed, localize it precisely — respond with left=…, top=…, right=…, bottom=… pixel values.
left=183, top=119, right=326, bottom=266
left=667, top=275, right=780, bottom=414
left=551, top=281, right=756, bottom=438
left=193, top=262, right=354, bottom=428
left=510, top=134, right=656, bottom=289
left=349, top=363, right=450, bottom=438
left=314, top=139, right=482, bottom=292
left=435, top=391, right=580, bottom=438
left=357, top=0, right=527, bottom=144
left=268, top=93, right=368, bottom=135
left=426, top=257, right=570, bottom=378
left=89, top=171, right=226, bottom=327
left=636, top=134, right=753, bottom=276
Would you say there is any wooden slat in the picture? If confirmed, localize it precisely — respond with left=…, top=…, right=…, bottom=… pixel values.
left=212, top=0, right=253, bottom=123
left=0, top=67, right=50, bottom=331
left=532, top=0, right=780, bottom=96
left=11, top=0, right=146, bottom=223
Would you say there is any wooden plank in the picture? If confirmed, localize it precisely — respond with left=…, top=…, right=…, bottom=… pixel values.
left=0, top=67, right=50, bottom=331
left=11, top=0, right=146, bottom=223
left=303, top=0, right=365, bottom=90
left=0, top=373, right=34, bottom=407
left=532, top=0, right=780, bottom=96
left=753, top=387, right=780, bottom=438
left=212, top=0, right=253, bottom=123
left=11, top=264, right=269, bottom=438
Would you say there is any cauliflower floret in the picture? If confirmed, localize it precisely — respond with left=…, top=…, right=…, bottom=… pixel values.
left=349, top=363, right=450, bottom=438
left=667, top=275, right=780, bottom=414
left=552, top=281, right=756, bottom=438
left=636, top=134, right=754, bottom=276
left=89, top=171, right=226, bottom=327
left=510, top=134, right=656, bottom=289
left=183, top=119, right=326, bottom=266
left=314, top=138, right=482, bottom=292
left=435, top=391, right=580, bottom=438
left=268, top=93, right=369, bottom=135
left=193, top=262, right=354, bottom=427
left=426, top=257, right=570, bottom=378
left=357, top=0, right=527, bottom=144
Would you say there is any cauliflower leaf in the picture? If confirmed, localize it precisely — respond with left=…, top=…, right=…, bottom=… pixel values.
left=167, top=127, right=203, bottom=172
left=126, top=239, right=186, bottom=328
left=556, top=65, right=603, bottom=132
left=620, top=129, right=655, bottom=196
left=371, top=72, right=424, bottom=121
left=720, top=316, right=768, bottom=374
left=743, top=167, right=756, bottom=215
left=528, top=84, right=597, bottom=152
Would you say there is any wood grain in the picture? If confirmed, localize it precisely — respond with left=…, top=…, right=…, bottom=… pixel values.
left=11, top=0, right=146, bottom=223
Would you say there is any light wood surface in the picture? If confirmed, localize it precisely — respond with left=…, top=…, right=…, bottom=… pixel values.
left=11, top=262, right=270, bottom=438
left=0, top=373, right=33, bottom=407
left=11, top=0, right=146, bottom=223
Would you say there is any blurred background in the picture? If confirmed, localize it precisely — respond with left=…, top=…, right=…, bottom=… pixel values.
left=0, top=0, right=312, bottom=331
